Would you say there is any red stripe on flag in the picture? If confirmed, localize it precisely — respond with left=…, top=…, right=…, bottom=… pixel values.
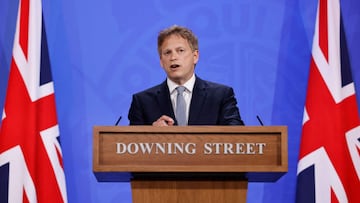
left=19, top=0, right=30, bottom=59
left=319, top=0, right=329, bottom=61
left=56, top=145, right=64, bottom=169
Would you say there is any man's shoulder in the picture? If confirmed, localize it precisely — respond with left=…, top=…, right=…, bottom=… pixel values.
left=196, top=77, right=232, bottom=90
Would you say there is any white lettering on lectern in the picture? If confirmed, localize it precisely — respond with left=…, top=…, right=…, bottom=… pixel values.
left=203, top=143, right=266, bottom=155
left=116, top=142, right=266, bottom=155
left=116, top=142, right=196, bottom=155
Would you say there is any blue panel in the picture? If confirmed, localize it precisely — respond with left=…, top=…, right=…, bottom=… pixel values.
left=0, top=164, right=9, bottom=203
left=296, top=165, right=316, bottom=203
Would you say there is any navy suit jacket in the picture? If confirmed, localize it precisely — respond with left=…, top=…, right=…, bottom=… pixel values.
left=128, top=76, right=244, bottom=125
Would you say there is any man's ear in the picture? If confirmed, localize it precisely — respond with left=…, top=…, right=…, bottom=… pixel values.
left=193, top=50, right=199, bottom=64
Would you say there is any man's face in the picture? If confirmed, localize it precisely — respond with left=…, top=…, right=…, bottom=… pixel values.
left=159, top=34, right=199, bottom=85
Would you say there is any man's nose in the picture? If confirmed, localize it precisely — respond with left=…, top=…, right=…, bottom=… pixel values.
left=170, top=52, right=179, bottom=60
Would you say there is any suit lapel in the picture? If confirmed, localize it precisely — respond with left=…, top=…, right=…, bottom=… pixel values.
left=156, top=81, right=176, bottom=120
left=188, top=77, right=207, bottom=124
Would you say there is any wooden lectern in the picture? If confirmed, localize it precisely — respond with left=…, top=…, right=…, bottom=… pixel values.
left=93, top=126, right=287, bottom=203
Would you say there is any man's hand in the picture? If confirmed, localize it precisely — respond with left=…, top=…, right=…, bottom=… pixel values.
left=152, top=115, right=175, bottom=126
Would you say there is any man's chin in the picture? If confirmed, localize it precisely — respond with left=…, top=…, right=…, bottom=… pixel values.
left=168, top=75, right=184, bottom=84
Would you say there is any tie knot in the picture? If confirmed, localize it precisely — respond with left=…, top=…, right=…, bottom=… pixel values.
left=176, top=86, right=186, bottom=94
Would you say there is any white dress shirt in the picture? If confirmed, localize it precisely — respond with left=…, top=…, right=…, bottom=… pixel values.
left=167, top=74, right=195, bottom=124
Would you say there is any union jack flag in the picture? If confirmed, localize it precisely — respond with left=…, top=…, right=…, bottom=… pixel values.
left=0, top=0, right=67, bottom=202
left=296, top=0, right=360, bottom=202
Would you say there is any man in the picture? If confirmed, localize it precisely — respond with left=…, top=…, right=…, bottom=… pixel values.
left=128, top=25, right=244, bottom=126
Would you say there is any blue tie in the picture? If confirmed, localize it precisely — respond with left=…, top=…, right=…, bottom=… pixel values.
left=176, top=86, right=186, bottom=126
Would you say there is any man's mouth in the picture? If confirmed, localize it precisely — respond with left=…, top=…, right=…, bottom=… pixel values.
left=170, top=64, right=180, bottom=68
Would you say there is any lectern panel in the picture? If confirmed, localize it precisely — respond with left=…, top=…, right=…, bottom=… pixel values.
left=93, top=126, right=287, bottom=182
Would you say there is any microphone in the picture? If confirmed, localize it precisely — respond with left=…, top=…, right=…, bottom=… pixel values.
left=115, top=115, right=122, bottom=126
left=256, top=115, right=264, bottom=126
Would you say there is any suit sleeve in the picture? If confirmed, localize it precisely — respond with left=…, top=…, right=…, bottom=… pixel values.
left=220, top=87, right=245, bottom=125
left=128, top=94, right=146, bottom=125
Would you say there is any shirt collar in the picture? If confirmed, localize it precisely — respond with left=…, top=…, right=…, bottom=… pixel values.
left=167, top=74, right=196, bottom=94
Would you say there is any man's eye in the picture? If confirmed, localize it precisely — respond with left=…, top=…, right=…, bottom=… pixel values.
left=163, top=51, right=171, bottom=56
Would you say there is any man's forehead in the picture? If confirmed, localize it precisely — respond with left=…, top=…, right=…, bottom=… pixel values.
left=161, top=35, right=189, bottom=49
